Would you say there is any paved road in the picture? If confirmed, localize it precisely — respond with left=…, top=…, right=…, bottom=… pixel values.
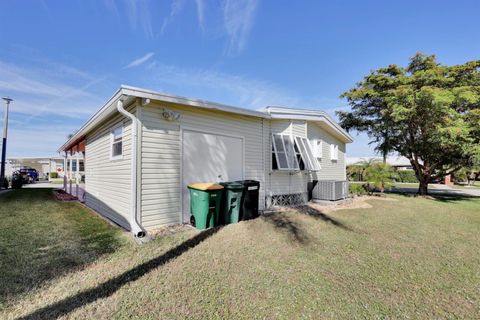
left=391, top=183, right=480, bottom=197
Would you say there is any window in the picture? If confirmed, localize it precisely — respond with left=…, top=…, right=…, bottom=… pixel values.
left=71, top=160, right=84, bottom=171
left=272, top=134, right=320, bottom=171
left=330, top=144, right=339, bottom=161
left=312, top=139, right=322, bottom=158
left=272, top=134, right=299, bottom=170
left=294, top=136, right=321, bottom=171
left=111, top=126, right=123, bottom=160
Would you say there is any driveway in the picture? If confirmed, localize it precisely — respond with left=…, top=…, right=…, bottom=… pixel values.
left=391, top=184, right=480, bottom=197
left=23, top=182, right=85, bottom=202
left=23, top=182, right=59, bottom=189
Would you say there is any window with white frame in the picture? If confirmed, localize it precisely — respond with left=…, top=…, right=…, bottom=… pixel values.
left=311, top=139, right=322, bottom=158
left=295, top=136, right=321, bottom=171
left=330, top=143, right=339, bottom=161
left=111, top=125, right=123, bottom=159
left=272, top=134, right=299, bottom=170
left=272, top=134, right=320, bottom=171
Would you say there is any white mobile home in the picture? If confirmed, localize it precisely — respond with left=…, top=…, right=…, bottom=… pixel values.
left=59, top=86, right=353, bottom=237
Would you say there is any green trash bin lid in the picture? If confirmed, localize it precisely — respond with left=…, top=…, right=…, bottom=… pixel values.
left=219, top=182, right=244, bottom=190
left=188, top=183, right=224, bottom=191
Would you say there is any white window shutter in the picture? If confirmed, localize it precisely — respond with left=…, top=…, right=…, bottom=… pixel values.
left=312, top=139, right=322, bottom=158
left=330, top=144, right=338, bottom=161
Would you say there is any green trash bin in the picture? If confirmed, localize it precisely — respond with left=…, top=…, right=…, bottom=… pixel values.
left=187, top=183, right=224, bottom=230
left=219, top=182, right=244, bottom=225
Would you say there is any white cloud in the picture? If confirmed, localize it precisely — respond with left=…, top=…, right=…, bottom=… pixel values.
left=7, top=124, right=80, bottom=157
left=161, top=0, right=186, bottom=34
left=121, top=0, right=154, bottom=39
left=145, top=63, right=299, bottom=109
left=195, top=0, right=205, bottom=32
left=0, top=59, right=106, bottom=118
left=223, top=0, right=258, bottom=55
left=124, top=52, right=155, bottom=69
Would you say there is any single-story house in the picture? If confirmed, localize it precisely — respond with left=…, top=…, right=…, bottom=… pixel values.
left=346, top=156, right=414, bottom=171
left=58, top=85, right=353, bottom=237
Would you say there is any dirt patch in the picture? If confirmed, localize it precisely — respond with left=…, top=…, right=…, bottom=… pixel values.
left=274, top=196, right=398, bottom=214
left=147, top=224, right=194, bottom=239
left=53, top=190, right=78, bottom=201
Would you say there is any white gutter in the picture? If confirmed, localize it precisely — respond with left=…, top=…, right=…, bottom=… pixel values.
left=116, top=98, right=145, bottom=238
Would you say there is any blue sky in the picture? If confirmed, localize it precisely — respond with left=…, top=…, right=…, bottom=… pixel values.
left=0, top=0, right=479, bottom=157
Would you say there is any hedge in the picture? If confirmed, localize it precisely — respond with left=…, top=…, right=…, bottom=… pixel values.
left=396, top=170, right=418, bottom=183
left=50, top=172, right=59, bottom=179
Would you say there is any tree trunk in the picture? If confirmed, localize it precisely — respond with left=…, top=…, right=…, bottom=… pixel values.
left=418, top=180, right=428, bottom=195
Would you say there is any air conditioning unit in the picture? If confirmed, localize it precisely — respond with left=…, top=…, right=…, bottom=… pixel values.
left=312, top=180, right=349, bottom=201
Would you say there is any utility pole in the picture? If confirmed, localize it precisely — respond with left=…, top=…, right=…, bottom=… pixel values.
left=1, top=97, right=13, bottom=189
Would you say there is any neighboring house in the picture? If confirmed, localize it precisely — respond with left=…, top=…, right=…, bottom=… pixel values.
left=346, top=156, right=414, bottom=171
left=58, top=86, right=353, bottom=237
left=6, top=156, right=68, bottom=179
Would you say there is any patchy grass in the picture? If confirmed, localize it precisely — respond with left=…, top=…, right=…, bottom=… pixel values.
left=0, top=189, right=127, bottom=310
left=1, top=190, right=479, bottom=319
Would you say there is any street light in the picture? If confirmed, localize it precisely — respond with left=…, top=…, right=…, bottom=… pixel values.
left=0, top=97, right=13, bottom=189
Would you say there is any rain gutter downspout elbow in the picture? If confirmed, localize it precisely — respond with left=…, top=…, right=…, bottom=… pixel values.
left=117, top=98, right=146, bottom=238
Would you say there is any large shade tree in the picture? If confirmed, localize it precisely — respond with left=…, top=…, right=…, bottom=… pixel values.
left=338, top=53, right=480, bottom=195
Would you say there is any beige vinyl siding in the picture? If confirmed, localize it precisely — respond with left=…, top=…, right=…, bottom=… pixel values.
left=84, top=106, right=135, bottom=230
left=307, top=122, right=346, bottom=181
left=139, top=102, right=266, bottom=229
left=268, top=119, right=308, bottom=195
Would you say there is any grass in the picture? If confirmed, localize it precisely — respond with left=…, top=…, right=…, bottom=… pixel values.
left=453, top=181, right=480, bottom=189
left=1, top=190, right=480, bottom=319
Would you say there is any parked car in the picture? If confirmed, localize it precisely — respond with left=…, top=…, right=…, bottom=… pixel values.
left=18, top=167, right=39, bottom=184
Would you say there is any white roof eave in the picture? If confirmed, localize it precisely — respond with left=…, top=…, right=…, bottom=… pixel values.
left=263, top=106, right=353, bottom=143
left=58, top=86, right=352, bottom=152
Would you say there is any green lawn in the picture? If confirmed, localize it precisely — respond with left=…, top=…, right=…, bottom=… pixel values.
left=453, top=181, right=480, bottom=189
left=1, top=189, right=479, bottom=319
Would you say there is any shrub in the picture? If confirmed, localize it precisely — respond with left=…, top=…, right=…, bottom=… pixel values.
left=349, top=183, right=368, bottom=196
left=364, top=162, right=395, bottom=192
left=50, top=172, right=58, bottom=179
left=396, top=170, right=418, bottom=183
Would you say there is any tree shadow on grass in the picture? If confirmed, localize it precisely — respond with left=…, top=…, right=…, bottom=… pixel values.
left=18, top=226, right=221, bottom=320
left=262, top=212, right=309, bottom=244
left=295, top=205, right=355, bottom=232
left=261, top=206, right=354, bottom=244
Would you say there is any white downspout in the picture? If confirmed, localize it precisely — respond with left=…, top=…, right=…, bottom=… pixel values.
left=117, top=99, right=146, bottom=238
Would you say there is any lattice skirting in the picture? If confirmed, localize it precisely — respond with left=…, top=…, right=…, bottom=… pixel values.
left=265, top=192, right=308, bottom=208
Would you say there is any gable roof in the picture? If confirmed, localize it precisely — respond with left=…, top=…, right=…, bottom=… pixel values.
left=263, top=107, right=353, bottom=143
left=58, top=85, right=352, bottom=152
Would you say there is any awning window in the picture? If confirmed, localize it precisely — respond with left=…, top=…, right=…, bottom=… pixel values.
left=295, top=136, right=321, bottom=171
left=272, top=134, right=320, bottom=171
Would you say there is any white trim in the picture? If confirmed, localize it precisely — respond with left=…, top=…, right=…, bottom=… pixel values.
left=110, top=124, right=124, bottom=161
left=59, top=86, right=353, bottom=152
left=264, top=106, right=353, bottom=143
